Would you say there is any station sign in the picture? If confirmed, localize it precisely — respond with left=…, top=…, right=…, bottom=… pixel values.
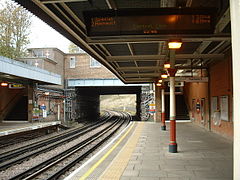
left=84, top=8, right=215, bottom=36
left=185, top=77, right=208, bottom=82
left=149, top=103, right=156, bottom=114
left=9, top=83, right=25, bottom=89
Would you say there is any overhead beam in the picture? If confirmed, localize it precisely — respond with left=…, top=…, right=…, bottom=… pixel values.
left=215, top=7, right=230, bottom=33
left=186, top=0, right=192, bottom=7
left=60, top=3, right=86, bottom=29
left=41, top=0, right=87, bottom=3
left=105, top=0, right=117, bottom=10
left=123, top=73, right=160, bottom=77
left=107, top=54, right=224, bottom=61
left=117, top=66, right=207, bottom=71
left=88, top=35, right=231, bottom=45
left=125, top=78, right=155, bottom=83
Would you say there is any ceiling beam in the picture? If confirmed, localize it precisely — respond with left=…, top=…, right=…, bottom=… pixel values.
left=215, top=7, right=230, bottom=33
left=107, top=54, right=224, bottom=62
left=117, top=66, right=207, bottom=71
left=186, top=0, right=192, bottom=7
left=60, top=3, right=86, bottom=29
left=52, top=4, right=85, bottom=36
left=123, top=73, right=160, bottom=78
left=88, top=35, right=231, bottom=45
left=105, top=0, right=117, bottom=10
left=41, top=0, right=87, bottom=4
left=125, top=78, right=155, bottom=82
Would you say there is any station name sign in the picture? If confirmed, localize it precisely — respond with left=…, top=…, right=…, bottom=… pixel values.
left=83, top=8, right=215, bottom=36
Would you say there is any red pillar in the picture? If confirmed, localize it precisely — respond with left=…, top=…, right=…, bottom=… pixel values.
left=161, top=87, right=166, bottom=130
left=168, top=68, right=177, bottom=153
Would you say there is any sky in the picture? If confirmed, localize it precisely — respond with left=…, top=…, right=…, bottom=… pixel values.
left=2, top=0, right=72, bottom=53
left=29, top=16, right=71, bottom=53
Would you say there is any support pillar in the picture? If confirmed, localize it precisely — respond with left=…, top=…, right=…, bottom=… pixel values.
left=27, top=85, right=34, bottom=122
left=168, top=49, right=177, bottom=153
left=155, top=85, right=161, bottom=122
left=161, top=88, right=166, bottom=130
left=76, top=88, right=100, bottom=122
left=136, top=92, right=141, bottom=121
left=230, top=1, right=240, bottom=179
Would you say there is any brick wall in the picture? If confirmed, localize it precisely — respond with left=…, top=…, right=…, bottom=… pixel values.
left=209, top=55, right=233, bottom=139
left=184, top=82, right=209, bottom=128
left=64, top=53, right=117, bottom=79
left=184, top=54, right=233, bottom=139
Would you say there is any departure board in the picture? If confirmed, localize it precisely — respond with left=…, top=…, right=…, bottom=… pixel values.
left=83, top=8, right=215, bottom=36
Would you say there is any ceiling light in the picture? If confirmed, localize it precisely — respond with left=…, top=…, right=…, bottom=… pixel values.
left=161, top=73, right=168, bottom=79
left=158, top=79, right=163, bottom=83
left=156, top=83, right=162, bottom=86
left=1, top=82, right=8, bottom=87
left=164, top=62, right=171, bottom=69
left=168, top=39, right=182, bottom=49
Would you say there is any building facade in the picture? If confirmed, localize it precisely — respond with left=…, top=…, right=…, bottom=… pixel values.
left=18, top=48, right=119, bottom=123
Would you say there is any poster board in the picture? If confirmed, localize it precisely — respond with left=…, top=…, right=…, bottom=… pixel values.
left=220, top=95, right=229, bottom=121
left=211, top=96, right=218, bottom=118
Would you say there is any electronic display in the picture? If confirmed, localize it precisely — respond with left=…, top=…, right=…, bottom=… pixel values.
left=83, top=8, right=215, bottom=36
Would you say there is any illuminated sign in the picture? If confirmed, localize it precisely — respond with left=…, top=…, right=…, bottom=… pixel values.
left=9, top=83, right=25, bottom=89
left=84, top=8, right=215, bottom=36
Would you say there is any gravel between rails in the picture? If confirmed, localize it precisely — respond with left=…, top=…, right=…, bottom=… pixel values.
left=0, top=121, right=114, bottom=180
left=58, top=120, right=129, bottom=180
left=0, top=122, right=86, bottom=154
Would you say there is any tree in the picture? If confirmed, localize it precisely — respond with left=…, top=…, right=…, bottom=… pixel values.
left=0, top=1, right=32, bottom=59
left=68, top=43, right=80, bottom=53
left=68, top=43, right=85, bottom=53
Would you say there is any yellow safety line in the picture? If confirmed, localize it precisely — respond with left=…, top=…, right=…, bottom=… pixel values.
left=100, top=122, right=144, bottom=179
left=79, top=122, right=135, bottom=180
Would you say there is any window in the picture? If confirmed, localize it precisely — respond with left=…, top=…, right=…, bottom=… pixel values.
left=90, top=57, right=101, bottom=68
left=70, top=57, right=76, bottom=68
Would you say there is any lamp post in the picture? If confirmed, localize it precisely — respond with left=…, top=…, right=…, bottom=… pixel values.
left=167, top=39, right=182, bottom=153
left=161, top=83, right=166, bottom=130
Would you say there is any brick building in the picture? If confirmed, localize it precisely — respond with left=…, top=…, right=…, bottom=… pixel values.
left=18, top=47, right=119, bottom=122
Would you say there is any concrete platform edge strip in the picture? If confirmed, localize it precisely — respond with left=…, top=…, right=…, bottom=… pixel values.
left=64, top=121, right=134, bottom=180
left=0, top=121, right=61, bottom=136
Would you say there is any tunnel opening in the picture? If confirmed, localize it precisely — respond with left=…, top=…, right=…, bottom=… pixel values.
left=75, top=86, right=142, bottom=123
left=100, top=94, right=137, bottom=116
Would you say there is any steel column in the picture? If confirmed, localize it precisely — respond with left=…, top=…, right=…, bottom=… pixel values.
left=230, top=0, right=240, bottom=179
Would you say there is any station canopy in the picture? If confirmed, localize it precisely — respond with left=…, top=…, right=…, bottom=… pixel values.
left=13, top=0, right=230, bottom=84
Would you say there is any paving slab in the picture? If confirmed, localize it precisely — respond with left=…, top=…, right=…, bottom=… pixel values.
left=66, top=121, right=233, bottom=180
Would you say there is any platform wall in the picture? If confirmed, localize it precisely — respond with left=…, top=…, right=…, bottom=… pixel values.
left=184, top=53, right=233, bottom=139
left=209, top=54, right=233, bottom=139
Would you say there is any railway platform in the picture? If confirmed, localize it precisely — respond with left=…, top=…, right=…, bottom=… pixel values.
left=66, top=121, right=233, bottom=180
left=0, top=121, right=61, bottom=137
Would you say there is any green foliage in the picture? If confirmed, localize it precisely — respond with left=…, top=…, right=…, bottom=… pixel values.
left=0, top=1, right=32, bottom=59
left=68, top=43, right=80, bottom=53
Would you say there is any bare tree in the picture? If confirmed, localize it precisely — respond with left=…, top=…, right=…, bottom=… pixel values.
left=0, top=1, right=32, bottom=59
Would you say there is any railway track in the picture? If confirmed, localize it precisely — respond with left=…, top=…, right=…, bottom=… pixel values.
left=0, top=111, right=131, bottom=180
left=0, top=112, right=113, bottom=171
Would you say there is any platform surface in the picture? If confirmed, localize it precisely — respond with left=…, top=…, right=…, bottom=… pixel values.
left=0, top=121, right=61, bottom=136
left=66, top=121, right=233, bottom=180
